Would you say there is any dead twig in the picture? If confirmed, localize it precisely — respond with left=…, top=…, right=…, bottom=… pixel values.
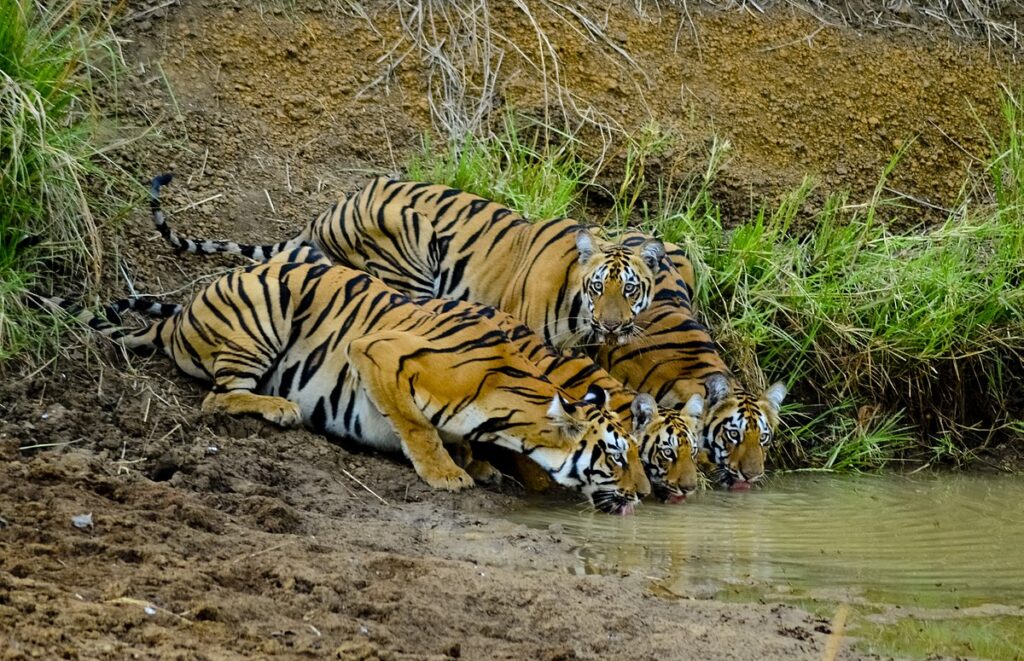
left=105, top=597, right=194, bottom=625
left=230, top=540, right=296, bottom=564
left=341, top=468, right=391, bottom=505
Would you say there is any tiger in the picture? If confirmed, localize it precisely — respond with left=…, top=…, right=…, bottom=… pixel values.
left=147, top=174, right=665, bottom=350
left=596, top=232, right=788, bottom=490
left=416, top=297, right=706, bottom=503
left=37, top=245, right=651, bottom=514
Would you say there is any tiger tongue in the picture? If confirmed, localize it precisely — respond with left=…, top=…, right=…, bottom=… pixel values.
left=729, top=481, right=753, bottom=492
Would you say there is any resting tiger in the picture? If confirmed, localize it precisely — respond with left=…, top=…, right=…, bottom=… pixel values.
left=416, top=297, right=705, bottom=503
left=38, top=246, right=651, bottom=514
left=596, top=232, right=788, bottom=490
left=148, top=174, right=665, bottom=350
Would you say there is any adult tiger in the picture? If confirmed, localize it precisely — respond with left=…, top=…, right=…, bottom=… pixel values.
left=417, top=297, right=705, bottom=503
left=37, top=246, right=650, bottom=514
left=148, top=174, right=665, bottom=350
left=596, top=232, right=788, bottom=490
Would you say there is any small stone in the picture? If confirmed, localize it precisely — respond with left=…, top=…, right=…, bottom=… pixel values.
left=71, top=513, right=94, bottom=530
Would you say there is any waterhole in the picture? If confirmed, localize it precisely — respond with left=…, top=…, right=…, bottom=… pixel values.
left=509, top=473, right=1024, bottom=610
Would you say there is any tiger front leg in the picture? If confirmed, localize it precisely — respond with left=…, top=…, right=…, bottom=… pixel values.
left=349, top=333, right=474, bottom=492
left=448, top=439, right=503, bottom=486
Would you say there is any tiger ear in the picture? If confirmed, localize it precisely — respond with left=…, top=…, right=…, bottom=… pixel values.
left=637, top=238, right=665, bottom=271
left=681, top=393, right=705, bottom=419
left=575, top=229, right=596, bottom=265
left=548, top=393, right=585, bottom=440
left=581, top=384, right=608, bottom=409
left=704, top=373, right=731, bottom=406
left=762, top=382, right=788, bottom=413
left=631, top=393, right=657, bottom=433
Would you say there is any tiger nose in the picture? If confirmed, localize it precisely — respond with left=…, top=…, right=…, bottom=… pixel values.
left=598, top=319, right=625, bottom=332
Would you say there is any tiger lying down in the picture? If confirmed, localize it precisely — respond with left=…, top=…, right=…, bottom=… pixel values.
left=417, top=298, right=707, bottom=504
left=40, top=246, right=677, bottom=514
left=149, top=174, right=666, bottom=350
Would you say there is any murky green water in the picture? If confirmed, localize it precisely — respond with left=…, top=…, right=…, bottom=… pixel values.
left=509, top=473, right=1024, bottom=610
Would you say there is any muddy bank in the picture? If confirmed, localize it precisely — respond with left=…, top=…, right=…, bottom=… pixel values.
left=0, top=363, right=840, bottom=659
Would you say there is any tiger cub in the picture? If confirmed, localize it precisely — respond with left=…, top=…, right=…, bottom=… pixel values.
left=417, top=298, right=706, bottom=503
left=148, top=174, right=664, bottom=350
left=597, top=233, right=788, bottom=489
left=39, top=247, right=650, bottom=514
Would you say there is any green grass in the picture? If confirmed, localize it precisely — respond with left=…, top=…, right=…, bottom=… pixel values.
left=855, top=615, right=1024, bottom=660
left=648, top=97, right=1024, bottom=468
left=406, top=113, right=586, bottom=220
left=0, top=0, right=125, bottom=360
left=406, top=92, right=1024, bottom=470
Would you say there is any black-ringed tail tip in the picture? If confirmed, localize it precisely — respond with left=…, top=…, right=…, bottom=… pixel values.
left=151, top=173, right=174, bottom=190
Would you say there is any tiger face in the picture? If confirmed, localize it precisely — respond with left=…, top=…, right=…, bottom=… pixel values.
left=631, top=393, right=704, bottom=503
left=576, top=230, right=664, bottom=346
left=701, top=374, right=787, bottom=490
left=546, top=385, right=651, bottom=514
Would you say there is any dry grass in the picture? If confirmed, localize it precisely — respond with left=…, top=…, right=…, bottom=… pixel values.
left=688, top=0, right=1022, bottom=53
left=1, top=0, right=136, bottom=360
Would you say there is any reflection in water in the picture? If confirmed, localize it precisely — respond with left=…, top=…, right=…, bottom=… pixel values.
left=508, top=473, right=1024, bottom=608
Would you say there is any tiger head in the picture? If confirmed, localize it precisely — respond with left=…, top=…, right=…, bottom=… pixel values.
left=630, top=393, right=704, bottom=503
left=576, top=229, right=664, bottom=346
left=543, top=384, right=651, bottom=514
left=701, top=373, right=787, bottom=490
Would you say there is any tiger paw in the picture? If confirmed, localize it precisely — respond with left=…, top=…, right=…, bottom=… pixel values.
left=261, top=400, right=302, bottom=428
left=420, top=465, right=475, bottom=492
left=466, top=459, right=503, bottom=487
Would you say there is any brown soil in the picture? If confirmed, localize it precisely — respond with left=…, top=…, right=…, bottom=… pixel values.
left=4, top=0, right=1020, bottom=657
left=0, top=362, right=837, bottom=659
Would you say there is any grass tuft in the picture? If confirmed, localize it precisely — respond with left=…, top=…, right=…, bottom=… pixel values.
left=0, top=0, right=126, bottom=360
left=407, top=113, right=586, bottom=220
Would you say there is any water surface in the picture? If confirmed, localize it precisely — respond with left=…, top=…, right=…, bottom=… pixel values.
left=509, top=473, right=1024, bottom=609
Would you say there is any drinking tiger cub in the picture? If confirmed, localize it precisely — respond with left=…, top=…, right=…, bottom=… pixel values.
left=416, top=297, right=706, bottom=503
left=597, top=233, right=788, bottom=490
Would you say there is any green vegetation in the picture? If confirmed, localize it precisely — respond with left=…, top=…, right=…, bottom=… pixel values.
left=725, top=585, right=1024, bottom=660
left=407, top=114, right=585, bottom=221
left=650, top=93, right=1024, bottom=470
left=409, top=94, right=1024, bottom=470
left=855, top=614, right=1024, bottom=659
left=0, top=0, right=125, bottom=359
